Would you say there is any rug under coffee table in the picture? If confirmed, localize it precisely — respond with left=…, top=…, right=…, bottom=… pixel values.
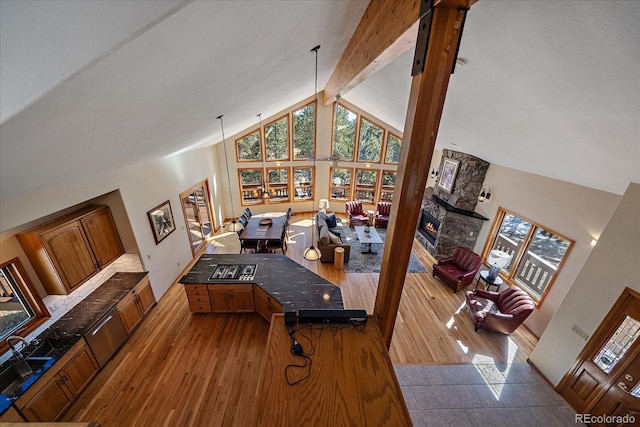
left=354, top=226, right=383, bottom=254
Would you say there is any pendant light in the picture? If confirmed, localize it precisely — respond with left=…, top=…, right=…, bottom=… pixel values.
left=303, top=44, right=322, bottom=261
left=217, top=115, right=244, bottom=232
left=258, top=113, right=270, bottom=200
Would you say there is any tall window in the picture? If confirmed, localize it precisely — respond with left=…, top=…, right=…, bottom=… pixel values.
left=293, top=167, right=314, bottom=202
left=380, top=170, right=397, bottom=201
left=266, top=167, right=290, bottom=203
left=235, top=130, right=261, bottom=162
left=484, top=208, right=574, bottom=304
left=180, top=180, right=215, bottom=256
left=385, top=133, right=402, bottom=164
left=293, top=102, right=315, bottom=160
left=333, top=104, right=356, bottom=161
left=354, top=169, right=378, bottom=204
left=265, top=115, right=289, bottom=161
left=239, top=168, right=265, bottom=206
left=357, top=118, right=383, bottom=162
left=329, top=167, right=353, bottom=202
left=0, top=258, right=49, bottom=349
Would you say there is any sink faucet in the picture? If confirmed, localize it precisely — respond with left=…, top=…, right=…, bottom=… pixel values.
left=6, top=335, right=30, bottom=359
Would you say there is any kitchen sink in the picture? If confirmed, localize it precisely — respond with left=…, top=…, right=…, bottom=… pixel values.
left=0, top=357, right=53, bottom=396
left=28, top=338, right=73, bottom=357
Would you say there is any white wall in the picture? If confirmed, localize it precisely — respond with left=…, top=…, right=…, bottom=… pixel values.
left=529, top=182, right=640, bottom=386
left=472, top=164, right=622, bottom=338
left=0, top=145, right=221, bottom=300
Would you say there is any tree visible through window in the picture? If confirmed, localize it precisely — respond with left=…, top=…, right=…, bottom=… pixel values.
left=333, top=104, right=356, bottom=161
left=484, top=208, right=574, bottom=304
left=239, top=168, right=264, bottom=205
left=330, top=167, right=352, bottom=201
left=358, top=118, right=383, bottom=162
left=355, top=169, right=378, bottom=204
left=265, top=116, right=289, bottom=161
left=236, top=130, right=261, bottom=161
left=293, top=103, right=315, bottom=160
left=385, top=133, right=402, bottom=163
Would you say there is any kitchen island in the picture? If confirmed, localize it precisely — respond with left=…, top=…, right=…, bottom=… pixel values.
left=179, top=254, right=343, bottom=314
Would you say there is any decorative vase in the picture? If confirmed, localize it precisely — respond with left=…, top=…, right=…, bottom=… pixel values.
left=487, top=265, right=500, bottom=281
left=364, top=225, right=370, bottom=233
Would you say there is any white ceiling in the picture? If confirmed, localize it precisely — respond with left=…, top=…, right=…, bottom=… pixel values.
left=1, top=0, right=638, bottom=205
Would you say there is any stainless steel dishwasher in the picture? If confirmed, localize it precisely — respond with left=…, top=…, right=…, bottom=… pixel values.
left=84, top=307, right=127, bottom=367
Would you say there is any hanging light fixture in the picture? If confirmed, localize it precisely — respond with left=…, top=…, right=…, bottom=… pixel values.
left=304, top=44, right=322, bottom=261
left=217, top=115, right=244, bottom=232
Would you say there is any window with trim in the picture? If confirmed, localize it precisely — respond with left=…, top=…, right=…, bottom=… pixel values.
left=483, top=208, right=574, bottom=304
left=357, top=118, right=383, bottom=162
left=239, top=168, right=265, bottom=206
left=329, top=167, right=353, bottom=202
left=293, top=167, right=314, bottom=202
left=333, top=104, right=356, bottom=161
left=293, top=102, right=315, bottom=160
left=235, top=130, right=262, bottom=162
left=264, top=115, right=289, bottom=161
left=266, top=167, right=290, bottom=203
left=380, top=170, right=396, bottom=202
left=385, top=132, right=402, bottom=164
left=0, top=258, right=49, bottom=351
left=354, top=169, right=378, bottom=204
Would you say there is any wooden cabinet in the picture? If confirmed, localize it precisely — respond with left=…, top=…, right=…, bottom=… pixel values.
left=209, top=284, right=255, bottom=313
left=253, top=285, right=283, bottom=323
left=116, top=277, right=156, bottom=335
left=16, top=338, right=99, bottom=422
left=17, top=205, right=124, bottom=295
left=185, top=284, right=212, bottom=313
left=0, top=405, right=25, bottom=422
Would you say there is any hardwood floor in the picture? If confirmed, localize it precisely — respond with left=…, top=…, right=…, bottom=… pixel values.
left=62, top=212, right=537, bottom=426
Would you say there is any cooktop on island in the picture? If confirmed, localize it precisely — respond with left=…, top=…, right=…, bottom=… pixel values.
left=209, top=264, right=258, bottom=281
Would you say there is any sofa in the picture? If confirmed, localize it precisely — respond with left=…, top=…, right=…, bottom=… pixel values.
left=465, top=286, right=535, bottom=334
left=432, top=246, right=483, bottom=292
left=316, top=211, right=351, bottom=263
left=345, top=201, right=369, bottom=226
left=375, top=202, right=391, bottom=227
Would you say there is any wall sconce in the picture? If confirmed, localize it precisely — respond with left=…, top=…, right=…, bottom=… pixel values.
left=430, top=168, right=438, bottom=179
left=478, top=185, right=491, bottom=202
left=590, top=238, right=598, bottom=247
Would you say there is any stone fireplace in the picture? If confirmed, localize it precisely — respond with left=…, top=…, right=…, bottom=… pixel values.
left=415, top=150, right=490, bottom=258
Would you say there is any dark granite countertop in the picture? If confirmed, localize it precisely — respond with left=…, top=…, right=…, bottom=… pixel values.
left=179, top=254, right=343, bottom=311
left=0, top=271, right=147, bottom=413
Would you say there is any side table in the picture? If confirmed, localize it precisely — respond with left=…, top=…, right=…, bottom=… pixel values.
left=475, top=270, right=504, bottom=292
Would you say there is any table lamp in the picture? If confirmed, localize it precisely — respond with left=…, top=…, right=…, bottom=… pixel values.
left=319, top=199, right=329, bottom=212
left=487, top=249, right=511, bottom=281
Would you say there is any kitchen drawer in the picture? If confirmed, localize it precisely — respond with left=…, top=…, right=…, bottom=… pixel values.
left=188, top=303, right=212, bottom=313
left=186, top=284, right=207, bottom=292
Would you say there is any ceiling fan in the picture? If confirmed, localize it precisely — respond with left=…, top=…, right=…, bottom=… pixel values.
left=308, top=152, right=341, bottom=166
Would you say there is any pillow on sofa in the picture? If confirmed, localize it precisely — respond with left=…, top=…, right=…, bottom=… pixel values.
left=326, top=212, right=337, bottom=228
left=316, top=215, right=328, bottom=231
left=328, top=227, right=343, bottom=243
left=317, top=211, right=327, bottom=223
left=318, top=224, right=331, bottom=245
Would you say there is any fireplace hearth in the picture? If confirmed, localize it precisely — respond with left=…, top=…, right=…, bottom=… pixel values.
left=419, top=210, right=440, bottom=245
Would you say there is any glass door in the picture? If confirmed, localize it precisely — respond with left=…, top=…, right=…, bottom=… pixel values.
left=180, top=180, right=214, bottom=256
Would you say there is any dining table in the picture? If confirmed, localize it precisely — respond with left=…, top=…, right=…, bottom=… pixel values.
left=239, top=212, right=287, bottom=253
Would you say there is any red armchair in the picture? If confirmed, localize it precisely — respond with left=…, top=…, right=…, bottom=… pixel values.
left=465, top=286, right=535, bottom=334
left=345, top=201, right=369, bottom=226
left=432, top=246, right=483, bottom=292
left=375, top=202, right=391, bottom=227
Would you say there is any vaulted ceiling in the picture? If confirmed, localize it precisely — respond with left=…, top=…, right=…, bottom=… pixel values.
left=1, top=1, right=638, bottom=205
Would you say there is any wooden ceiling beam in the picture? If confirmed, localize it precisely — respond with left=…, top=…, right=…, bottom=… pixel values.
left=323, top=0, right=476, bottom=106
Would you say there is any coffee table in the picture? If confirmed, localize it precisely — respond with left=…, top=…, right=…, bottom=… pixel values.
left=354, top=226, right=383, bottom=254
left=475, top=270, right=504, bottom=292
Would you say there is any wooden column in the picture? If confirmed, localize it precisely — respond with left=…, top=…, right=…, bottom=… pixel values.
left=374, top=4, right=471, bottom=347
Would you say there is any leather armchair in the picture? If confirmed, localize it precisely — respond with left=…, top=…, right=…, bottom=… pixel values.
left=375, top=202, right=391, bottom=227
left=432, top=246, right=483, bottom=292
left=345, top=201, right=369, bottom=226
left=465, top=286, right=535, bottom=334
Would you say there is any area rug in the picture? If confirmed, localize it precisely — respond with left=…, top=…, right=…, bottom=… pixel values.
left=341, top=225, right=427, bottom=273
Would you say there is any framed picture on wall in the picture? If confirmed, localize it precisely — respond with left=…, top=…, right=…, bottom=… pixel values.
left=147, top=200, right=176, bottom=244
left=437, top=158, right=459, bottom=193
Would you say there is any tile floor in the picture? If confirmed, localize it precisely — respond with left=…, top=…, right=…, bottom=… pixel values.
left=395, top=363, right=582, bottom=426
